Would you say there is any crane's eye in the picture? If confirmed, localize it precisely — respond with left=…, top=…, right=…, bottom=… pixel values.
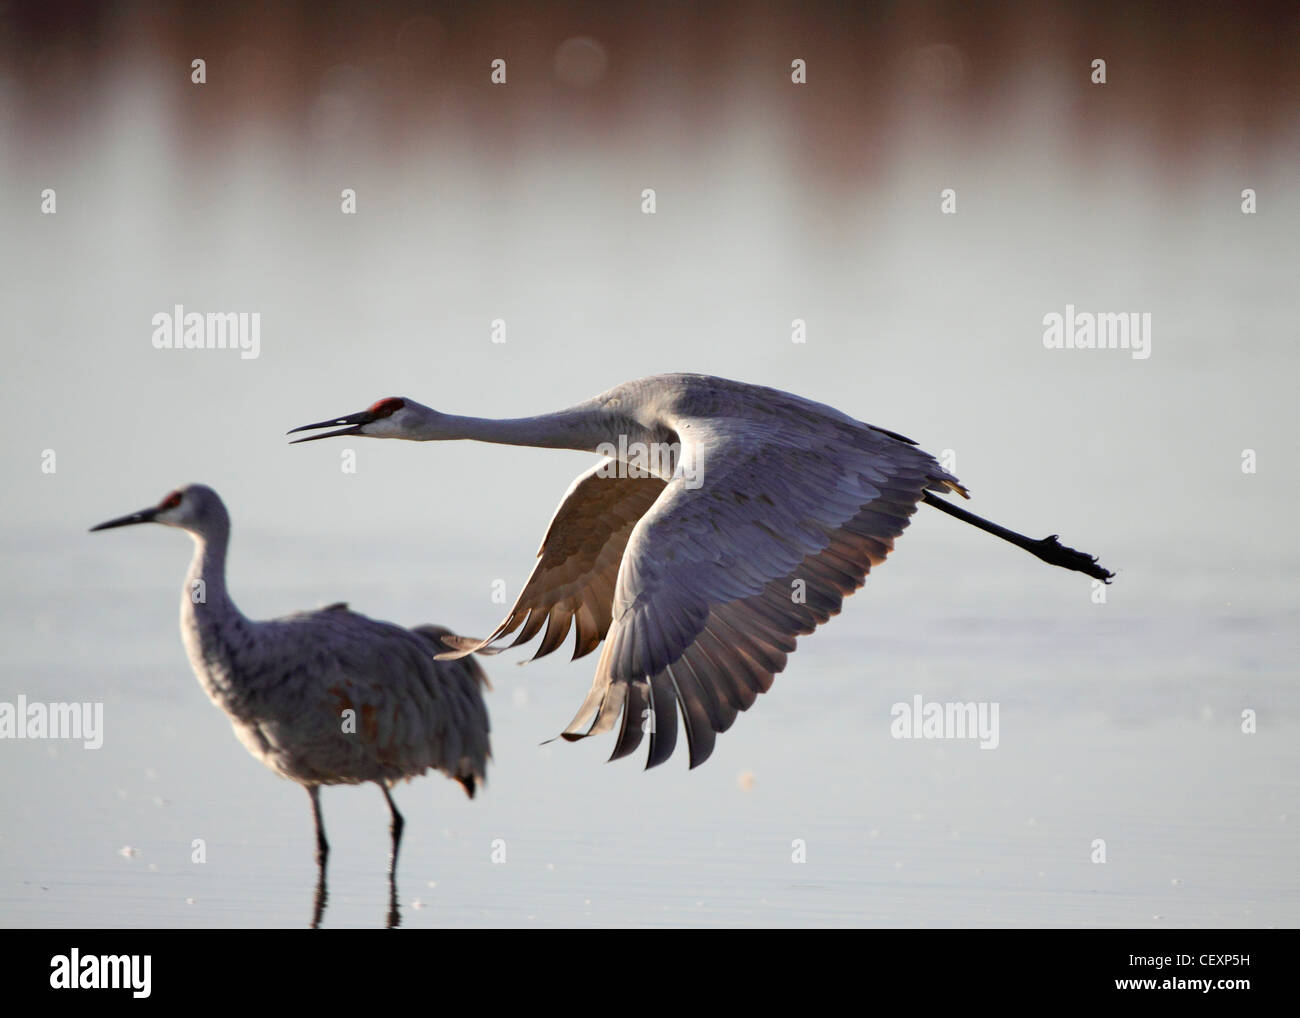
left=368, top=397, right=405, bottom=418
left=160, top=491, right=183, bottom=510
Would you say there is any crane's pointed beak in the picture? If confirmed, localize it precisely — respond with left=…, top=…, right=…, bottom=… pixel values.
left=287, top=410, right=376, bottom=444
left=89, top=507, right=159, bottom=532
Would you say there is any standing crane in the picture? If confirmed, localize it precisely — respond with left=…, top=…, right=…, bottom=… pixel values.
left=289, top=373, right=1112, bottom=770
left=90, top=484, right=490, bottom=926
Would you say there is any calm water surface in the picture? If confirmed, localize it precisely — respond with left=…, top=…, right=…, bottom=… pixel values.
left=3, top=531, right=1295, bottom=928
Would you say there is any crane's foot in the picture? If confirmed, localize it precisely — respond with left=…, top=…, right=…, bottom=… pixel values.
left=1029, top=534, right=1114, bottom=583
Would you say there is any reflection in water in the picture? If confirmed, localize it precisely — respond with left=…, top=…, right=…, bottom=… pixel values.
left=2, top=5, right=1296, bottom=932
left=311, top=860, right=328, bottom=929
left=386, top=865, right=401, bottom=930
left=309, top=784, right=405, bottom=929
left=383, top=787, right=404, bottom=930
left=309, top=854, right=402, bottom=929
left=84, top=486, right=488, bottom=928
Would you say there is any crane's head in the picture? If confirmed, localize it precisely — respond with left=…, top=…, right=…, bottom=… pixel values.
left=90, top=484, right=227, bottom=535
left=287, top=397, right=423, bottom=443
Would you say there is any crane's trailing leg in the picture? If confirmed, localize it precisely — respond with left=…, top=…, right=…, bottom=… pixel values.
left=921, top=493, right=1114, bottom=582
left=288, top=375, right=1113, bottom=771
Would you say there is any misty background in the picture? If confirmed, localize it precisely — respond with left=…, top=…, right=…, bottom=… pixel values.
left=1, top=1, right=1297, bottom=927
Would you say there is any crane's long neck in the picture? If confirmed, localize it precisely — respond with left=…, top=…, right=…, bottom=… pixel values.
left=179, top=518, right=255, bottom=709
left=414, top=404, right=619, bottom=453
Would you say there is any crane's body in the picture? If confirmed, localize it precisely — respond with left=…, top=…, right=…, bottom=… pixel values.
left=291, top=373, right=1111, bottom=771
left=178, top=521, right=487, bottom=792
left=91, top=484, right=489, bottom=917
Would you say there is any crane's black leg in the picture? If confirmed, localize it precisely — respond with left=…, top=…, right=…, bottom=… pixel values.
left=308, top=785, right=329, bottom=929
left=380, top=783, right=404, bottom=929
left=381, top=783, right=405, bottom=868
left=922, top=492, right=1114, bottom=582
left=309, top=785, right=330, bottom=865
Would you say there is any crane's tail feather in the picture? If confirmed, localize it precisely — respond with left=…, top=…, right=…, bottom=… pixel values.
left=413, top=625, right=496, bottom=690
left=433, top=632, right=504, bottom=659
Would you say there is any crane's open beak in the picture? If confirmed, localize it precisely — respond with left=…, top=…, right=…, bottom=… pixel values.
left=287, top=409, right=376, bottom=443
left=89, top=507, right=159, bottom=532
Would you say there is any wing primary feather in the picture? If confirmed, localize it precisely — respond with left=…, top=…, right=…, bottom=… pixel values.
left=610, top=681, right=650, bottom=761
left=645, top=671, right=680, bottom=769
left=664, top=661, right=718, bottom=768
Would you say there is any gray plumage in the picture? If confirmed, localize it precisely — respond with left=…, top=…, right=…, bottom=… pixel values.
left=290, top=372, right=1110, bottom=772
left=90, top=484, right=490, bottom=897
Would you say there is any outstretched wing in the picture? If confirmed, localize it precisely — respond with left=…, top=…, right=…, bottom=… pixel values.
left=560, top=415, right=964, bottom=769
left=440, top=461, right=667, bottom=661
